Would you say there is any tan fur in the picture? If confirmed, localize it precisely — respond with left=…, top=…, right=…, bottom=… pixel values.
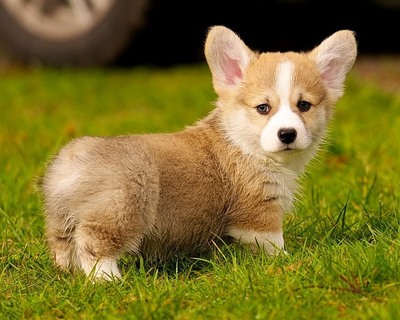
left=40, top=26, right=357, bottom=280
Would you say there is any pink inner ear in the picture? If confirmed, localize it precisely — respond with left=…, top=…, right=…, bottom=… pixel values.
left=222, top=57, right=243, bottom=85
left=321, top=59, right=341, bottom=88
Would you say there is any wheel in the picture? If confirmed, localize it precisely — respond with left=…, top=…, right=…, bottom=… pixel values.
left=0, top=0, right=150, bottom=67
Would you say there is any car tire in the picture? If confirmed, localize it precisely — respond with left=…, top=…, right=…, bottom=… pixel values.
left=0, top=0, right=150, bottom=67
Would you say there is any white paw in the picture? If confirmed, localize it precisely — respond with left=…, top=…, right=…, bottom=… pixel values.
left=93, top=258, right=122, bottom=281
left=227, top=227, right=285, bottom=255
left=79, top=255, right=121, bottom=281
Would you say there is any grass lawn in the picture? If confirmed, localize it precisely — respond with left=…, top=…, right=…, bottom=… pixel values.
left=1, top=61, right=399, bottom=319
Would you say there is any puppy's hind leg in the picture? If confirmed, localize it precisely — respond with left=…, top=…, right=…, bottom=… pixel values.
left=74, top=215, right=144, bottom=281
left=44, top=204, right=78, bottom=272
left=74, top=225, right=124, bottom=281
left=73, top=188, right=158, bottom=281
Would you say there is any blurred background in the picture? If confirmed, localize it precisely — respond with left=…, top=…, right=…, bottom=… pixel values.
left=0, top=0, right=399, bottom=68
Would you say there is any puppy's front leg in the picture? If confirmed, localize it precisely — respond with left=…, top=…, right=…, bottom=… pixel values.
left=226, top=202, right=285, bottom=255
left=227, top=226, right=285, bottom=255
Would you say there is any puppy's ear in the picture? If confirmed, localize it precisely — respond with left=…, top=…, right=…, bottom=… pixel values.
left=204, top=25, right=254, bottom=97
left=309, top=30, right=358, bottom=101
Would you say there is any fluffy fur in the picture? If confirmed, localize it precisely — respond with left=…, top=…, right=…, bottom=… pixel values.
left=40, top=26, right=357, bottom=280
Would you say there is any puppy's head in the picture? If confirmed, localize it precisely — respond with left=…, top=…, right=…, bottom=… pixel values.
left=205, top=26, right=357, bottom=171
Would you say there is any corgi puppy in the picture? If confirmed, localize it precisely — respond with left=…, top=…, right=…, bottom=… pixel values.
left=40, top=26, right=357, bottom=280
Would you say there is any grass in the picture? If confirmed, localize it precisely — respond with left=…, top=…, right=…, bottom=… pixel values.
left=0, top=62, right=399, bottom=319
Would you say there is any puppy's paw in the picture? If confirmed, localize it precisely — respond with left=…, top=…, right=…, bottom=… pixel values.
left=227, top=227, right=285, bottom=256
left=93, top=258, right=122, bottom=281
left=80, top=257, right=122, bottom=282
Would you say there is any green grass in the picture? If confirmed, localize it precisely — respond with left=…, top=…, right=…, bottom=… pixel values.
left=1, top=63, right=399, bottom=319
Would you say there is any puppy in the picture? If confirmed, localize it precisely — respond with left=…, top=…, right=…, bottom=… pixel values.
left=40, top=25, right=357, bottom=280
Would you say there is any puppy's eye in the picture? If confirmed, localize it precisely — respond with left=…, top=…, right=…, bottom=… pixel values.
left=256, top=103, right=271, bottom=115
left=297, top=100, right=312, bottom=112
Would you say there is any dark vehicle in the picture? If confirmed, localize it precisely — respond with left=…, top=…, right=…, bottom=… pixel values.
left=0, top=0, right=149, bottom=66
left=0, top=0, right=399, bottom=67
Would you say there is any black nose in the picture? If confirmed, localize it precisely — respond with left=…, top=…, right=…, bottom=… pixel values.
left=277, top=128, right=297, bottom=144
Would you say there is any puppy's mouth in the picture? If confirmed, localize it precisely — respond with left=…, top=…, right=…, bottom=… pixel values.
left=266, top=146, right=299, bottom=157
left=262, top=140, right=312, bottom=155
left=279, top=144, right=301, bottom=152
left=279, top=141, right=311, bottom=152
